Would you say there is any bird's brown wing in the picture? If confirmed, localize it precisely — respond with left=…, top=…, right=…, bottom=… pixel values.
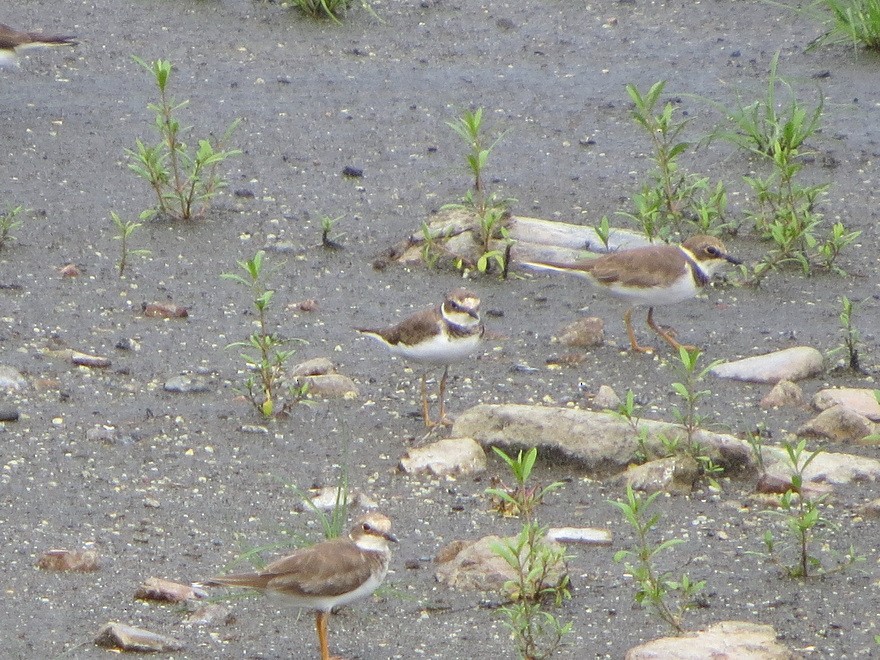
left=357, top=307, right=441, bottom=347
left=583, top=245, right=686, bottom=288
left=0, top=23, right=76, bottom=48
left=262, top=538, right=377, bottom=598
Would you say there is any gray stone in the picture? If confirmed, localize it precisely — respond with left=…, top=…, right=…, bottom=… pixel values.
left=0, top=365, right=26, bottom=391
left=452, top=404, right=754, bottom=474
left=435, top=534, right=567, bottom=599
left=763, top=445, right=880, bottom=487
left=95, top=622, right=185, bottom=653
left=709, top=346, right=823, bottom=384
left=759, top=380, right=804, bottom=409
left=36, top=549, right=101, bottom=572
left=812, top=388, right=880, bottom=421
left=164, top=375, right=211, bottom=393
left=625, top=620, right=797, bottom=659
left=557, top=316, right=604, bottom=348
left=291, top=356, right=335, bottom=377
left=592, top=385, right=622, bottom=411
left=134, top=577, right=202, bottom=603
left=622, top=455, right=700, bottom=494
left=300, top=373, right=358, bottom=398
left=399, top=437, right=486, bottom=476
left=546, top=527, right=612, bottom=546
left=797, top=405, right=877, bottom=443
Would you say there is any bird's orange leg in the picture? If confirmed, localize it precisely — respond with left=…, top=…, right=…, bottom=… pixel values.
left=437, top=366, right=453, bottom=426
left=315, top=611, right=331, bottom=660
left=624, top=308, right=654, bottom=353
left=420, top=373, right=436, bottom=428
left=646, top=307, right=696, bottom=352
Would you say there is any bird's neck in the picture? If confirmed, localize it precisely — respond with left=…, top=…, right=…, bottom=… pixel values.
left=679, top=247, right=711, bottom=288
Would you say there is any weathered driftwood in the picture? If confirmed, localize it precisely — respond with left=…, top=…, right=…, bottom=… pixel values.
left=374, top=207, right=651, bottom=270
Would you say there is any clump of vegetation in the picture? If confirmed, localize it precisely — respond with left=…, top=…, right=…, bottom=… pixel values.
left=754, top=440, right=863, bottom=578
left=221, top=250, right=307, bottom=418
left=319, top=214, right=345, bottom=250
left=0, top=204, right=24, bottom=250
left=827, top=295, right=865, bottom=372
left=486, top=447, right=564, bottom=519
left=487, top=447, right=572, bottom=659
left=809, top=0, right=880, bottom=51
left=444, top=107, right=516, bottom=276
left=110, top=211, right=151, bottom=276
left=622, top=81, right=730, bottom=240
left=127, top=57, right=241, bottom=221
left=709, top=52, right=859, bottom=282
left=288, top=0, right=377, bottom=22
left=610, top=484, right=706, bottom=633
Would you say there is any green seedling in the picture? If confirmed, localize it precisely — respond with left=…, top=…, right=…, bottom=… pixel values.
left=809, top=0, right=880, bottom=51
left=492, top=521, right=573, bottom=660
left=755, top=439, right=863, bottom=578
left=110, top=211, right=151, bottom=276
left=222, top=250, right=306, bottom=418
left=289, top=0, right=378, bottom=22
left=320, top=214, right=345, bottom=250
left=610, top=484, right=706, bottom=633
left=127, top=57, right=240, bottom=221
left=715, top=51, right=823, bottom=158
left=486, top=447, right=564, bottom=520
left=0, top=204, right=24, bottom=250
left=622, top=81, right=727, bottom=239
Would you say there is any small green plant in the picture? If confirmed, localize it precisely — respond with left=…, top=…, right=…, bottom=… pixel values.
left=756, top=439, right=863, bottom=578
left=445, top=107, right=513, bottom=216
left=489, top=447, right=572, bottom=659
left=319, top=214, right=345, bottom=250
left=809, top=0, right=880, bottom=51
left=593, top=215, right=612, bottom=250
left=289, top=0, right=377, bottom=22
left=622, top=81, right=727, bottom=239
left=610, top=484, right=706, bottom=633
left=110, top=211, right=151, bottom=276
left=222, top=250, right=306, bottom=418
left=127, top=57, right=241, bottom=221
left=493, top=523, right=573, bottom=660
left=827, top=295, right=864, bottom=372
left=486, top=447, right=564, bottom=519
left=717, top=52, right=823, bottom=159
left=668, top=347, right=725, bottom=487
left=670, top=347, right=722, bottom=446
left=0, top=204, right=24, bottom=250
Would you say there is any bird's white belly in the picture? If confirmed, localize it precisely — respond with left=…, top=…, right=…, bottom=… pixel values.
left=606, top=275, right=699, bottom=306
left=392, top=332, right=481, bottom=364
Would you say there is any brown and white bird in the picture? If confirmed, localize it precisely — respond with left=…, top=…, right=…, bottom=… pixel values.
left=524, top=235, right=741, bottom=353
left=356, top=288, right=484, bottom=427
left=0, top=22, right=76, bottom=68
left=206, top=513, right=397, bottom=660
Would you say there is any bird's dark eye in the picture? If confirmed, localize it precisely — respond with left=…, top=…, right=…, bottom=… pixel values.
left=362, top=523, right=371, bottom=532
left=706, top=246, right=720, bottom=256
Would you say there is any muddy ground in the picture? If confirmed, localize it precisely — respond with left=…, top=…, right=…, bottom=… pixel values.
left=1, top=0, right=879, bottom=658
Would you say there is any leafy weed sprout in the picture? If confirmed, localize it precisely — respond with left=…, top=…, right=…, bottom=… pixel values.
left=754, top=439, right=863, bottom=578
left=127, top=57, right=241, bottom=221
left=621, top=81, right=728, bottom=239
left=610, top=484, right=706, bottom=633
left=487, top=447, right=572, bottom=659
left=110, top=211, right=151, bottom=277
left=222, top=250, right=307, bottom=418
left=809, top=0, right=880, bottom=51
left=444, top=107, right=516, bottom=276
left=0, top=204, right=24, bottom=250
left=288, top=0, right=378, bottom=22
